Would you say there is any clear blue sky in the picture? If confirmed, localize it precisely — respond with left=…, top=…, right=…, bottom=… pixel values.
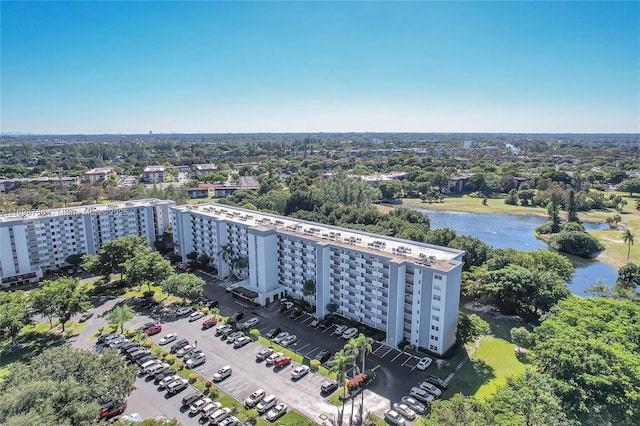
left=1, top=1, right=639, bottom=134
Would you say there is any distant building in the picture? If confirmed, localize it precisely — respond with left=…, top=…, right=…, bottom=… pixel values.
left=194, top=164, right=219, bottom=175
left=143, top=166, right=168, bottom=183
left=441, top=172, right=473, bottom=194
left=0, top=176, right=81, bottom=193
left=213, top=176, right=260, bottom=198
left=186, top=183, right=216, bottom=199
left=83, top=167, right=116, bottom=183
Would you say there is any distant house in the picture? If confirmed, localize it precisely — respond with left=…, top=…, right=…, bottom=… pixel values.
left=83, top=167, right=116, bottom=183
left=186, top=183, right=216, bottom=199
left=441, top=172, right=473, bottom=194
left=213, top=176, right=260, bottom=198
left=143, top=166, right=167, bottom=183
left=194, top=164, right=219, bottom=176
left=0, top=176, right=80, bottom=193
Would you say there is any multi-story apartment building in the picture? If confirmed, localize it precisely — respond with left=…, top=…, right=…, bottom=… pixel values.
left=143, top=166, right=168, bottom=183
left=0, top=199, right=174, bottom=288
left=194, top=164, right=219, bottom=176
left=83, top=167, right=116, bottom=183
left=172, top=203, right=464, bottom=355
left=0, top=176, right=80, bottom=193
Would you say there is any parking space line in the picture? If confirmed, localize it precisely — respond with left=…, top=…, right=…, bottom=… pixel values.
left=296, top=343, right=310, bottom=352
left=321, top=325, right=335, bottom=334
left=304, top=346, right=319, bottom=356
left=401, top=355, right=413, bottom=366
left=390, top=351, right=404, bottom=362
left=299, top=315, right=312, bottom=324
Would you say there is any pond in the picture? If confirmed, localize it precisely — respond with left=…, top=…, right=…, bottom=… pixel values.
left=416, top=209, right=619, bottom=296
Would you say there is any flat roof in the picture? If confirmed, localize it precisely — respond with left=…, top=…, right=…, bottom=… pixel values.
left=143, top=166, right=167, bottom=172
left=0, top=199, right=173, bottom=224
left=173, top=203, right=463, bottom=270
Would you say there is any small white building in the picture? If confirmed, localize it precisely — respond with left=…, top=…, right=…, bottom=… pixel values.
left=143, top=166, right=168, bottom=183
left=83, top=167, right=116, bottom=183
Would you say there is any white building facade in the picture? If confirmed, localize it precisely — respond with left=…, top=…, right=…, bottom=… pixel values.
left=0, top=199, right=174, bottom=288
left=171, top=203, right=464, bottom=355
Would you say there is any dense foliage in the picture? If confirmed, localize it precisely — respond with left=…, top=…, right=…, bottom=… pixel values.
left=0, top=345, right=137, bottom=426
left=548, top=230, right=605, bottom=257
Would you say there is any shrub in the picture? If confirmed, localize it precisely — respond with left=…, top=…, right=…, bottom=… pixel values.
left=161, top=351, right=169, bottom=358
left=188, top=373, right=198, bottom=382
left=249, top=329, right=260, bottom=339
left=245, top=409, right=258, bottom=424
left=125, top=328, right=136, bottom=338
left=165, top=354, right=177, bottom=364
left=364, top=370, right=375, bottom=381
left=97, top=326, right=105, bottom=335
left=208, top=387, right=219, bottom=398
left=201, top=307, right=209, bottom=315
left=535, top=221, right=555, bottom=234
left=205, top=380, right=212, bottom=389
left=310, top=359, right=321, bottom=371
left=549, top=230, right=605, bottom=257
left=347, top=373, right=367, bottom=390
left=141, top=339, right=153, bottom=347
left=177, top=362, right=185, bottom=370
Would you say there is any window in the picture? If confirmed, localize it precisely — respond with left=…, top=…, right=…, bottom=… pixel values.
left=430, top=344, right=438, bottom=351
left=432, top=315, right=440, bottom=322
left=434, top=274, right=443, bottom=280
left=431, top=325, right=439, bottom=331
left=433, top=294, right=441, bottom=301
left=431, top=335, right=438, bottom=341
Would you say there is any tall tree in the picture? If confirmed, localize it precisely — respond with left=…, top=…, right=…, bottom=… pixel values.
left=83, top=235, right=149, bottom=280
left=418, top=393, right=494, bottom=426
left=161, top=273, right=205, bottom=302
left=622, top=229, right=635, bottom=260
left=124, top=249, right=174, bottom=292
left=37, top=277, right=90, bottom=332
left=107, top=305, right=135, bottom=333
left=0, top=291, right=31, bottom=345
left=566, top=190, right=580, bottom=223
left=327, top=349, right=354, bottom=400
left=302, top=279, right=316, bottom=307
left=456, top=313, right=490, bottom=346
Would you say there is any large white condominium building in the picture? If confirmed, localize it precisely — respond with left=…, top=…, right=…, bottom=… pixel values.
left=0, top=199, right=174, bottom=288
left=172, top=203, right=464, bottom=355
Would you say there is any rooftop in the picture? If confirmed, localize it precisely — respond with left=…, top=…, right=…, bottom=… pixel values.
left=144, top=165, right=167, bottom=172
left=173, top=203, right=463, bottom=270
left=85, top=167, right=115, bottom=174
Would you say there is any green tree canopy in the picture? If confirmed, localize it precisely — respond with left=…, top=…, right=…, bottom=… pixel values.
left=456, top=312, right=490, bottom=345
left=107, top=304, right=135, bottom=333
left=0, top=291, right=31, bottom=344
left=124, top=249, right=174, bottom=291
left=549, top=230, right=605, bottom=258
left=616, top=178, right=640, bottom=196
left=161, top=273, right=205, bottom=302
left=36, top=277, right=90, bottom=331
left=83, top=235, right=149, bottom=279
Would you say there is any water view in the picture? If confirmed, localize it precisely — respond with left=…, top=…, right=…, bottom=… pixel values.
left=417, top=209, right=619, bottom=296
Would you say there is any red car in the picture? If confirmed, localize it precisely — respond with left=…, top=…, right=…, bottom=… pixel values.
left=202, top=317, right=218, bottom=329
left=273, top=356, right=292, bottom=367
left=144, top=324, right=162, bottom=335
left=99, top=400, right=127, bottom=418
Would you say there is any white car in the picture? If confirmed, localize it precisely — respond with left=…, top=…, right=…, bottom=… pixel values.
left=291, top=365, right=310, bottom=379
left=415, top=356, right=433, bottom=370
left=244, top=389, right=266, bottom=408
left=140, top=359, right=160, bottom=372
left=243, top=317, right=260, bottom=328
left=280, top=334, right=297, bottom=347
left=266, top=403, right=288, bottom=422
left=226, top=283, right=240, bottom=292
left=167, top=378, right=188, bottom=394
left=159, top=333, right=178, bottom=345
left=188, top=311, right=205, bottom=322
left=419, top=381, right=442, bottom=397
left=384, top=409, right=406, bottom=426
left=201, top=401, right=223, bottom=417
left=146, top=362, right=170, bottom=375
left=219, top=415, right=240, bottom=426
left=213, top=365, right=232, bottom=381
left=176, top=306, right=192, bottom=316
left=409, top=386, right=435, bottom=403
left=209, top=407, right=232, bottom=425
left=333, top=325, right=348, bottom=335
left=189, top=397, right=212, bottom=414
left=256, top=394, right=277, bottom=414
left=309, top=316, right=319, bottom=327
left=393, top=403, right=417, bottom=420
left=158, top=374, right=181, bottom=389
left=265, top=352, right=284, bottom=366
left=234, top=336, right=251, bottom=348
left=176, top=344, right=196, bottom=358
left=186, top=352, right=206, bottom=367
left=272, top=332, right=289, bottom=344
left=341, top=327, right=359, bottom=339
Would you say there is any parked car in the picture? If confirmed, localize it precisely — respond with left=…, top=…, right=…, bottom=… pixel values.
left=321, top=380, right=339, bottom=394
left=266, top=403, right=288, bottom=422
left=209, top=407, right=232, bottom=425
left=170, top=339, right=189, bottom=353
left=318, top=318, right=332, bottom=328
left=176, top=306, right=192, bottom=316
left=201, top=402, right=223, bottom=418
left=415, top=356, right=433, bottom=371
left=119, top=342, right=139, bottom=352
left=273, top=355, right=292, bottom=367
left=226, top=283, right=240, bottom=292
left=144, top=324, right=162, bottom=336
left=291, top=365, right=310, bottom=379
left=126, top=349, right=149, bottom=360
left=219, top=415, right=240, bottom=426
left=256, top=347, right=274, bottom=361
left=265, top=352, right=284, bottom=366
left=315, top=349, right=332, bottom=363
left=279, top=301, right=294, bottom=312
left=234, top=336, right=251, bottom=348
left=97, top=332, right=116, bottom=345
left=138, top=322, right=157, bottom=331
left=159, top=333, right=178, bottom=345
left=189, top=311, right=205, bottom=322
left=419, top=381, right=442, bottom=397
left=213, top=365, right=232, bottom=382
left=309, top=316, right=319, bottom=327
left=220, top=326, right=235, bottom=337
left=243, top=317, right=260, bottom=328
left=384, top=409, right=406, bottom=426
left=280, top=334, right=297, bottom=347
left=289, top=309, right=303, bottom=319
left=265, top=327, right=281, bottom=339
left=189, top=397, right=212, bottom=414
left=256, top=394, right=277, bottom=414
left=109, top=337, right=129, bottom=349
left=78, top=312, right=94, bottom=322
left=176, top=344, right=196, bottom=357
left=425, top=375, right=448, bottom=390
left=244, top=389, right=266, bottom=408
left=409, top=387, right=435, bottom=403
left=333, top=325, right=348, bottom=335
left=393, top=403, right=417, bottom=420
left=230, top=311, right=244, bottom=322
left=154, top=368, right=177, bottom=383
left=186, top=352, right=206, bottom=368
left=226, top=331, right=245, bottom=344
left=158, top=375, right=181, bottom=389
left=202, top=317, right=218, bottom=329
left=167, top=378, right=188, bottom=394
left=216, top=324, right=233, bottom=335
left=139, top=359, right=161, bottom=373
left=400, top=396, right=427, bottom=414
left=272, top=332, right=289, bottom=344
left=99, top=400, right=127, bottom=418
left=341, top=327, right=359, bottom=339
left=184, top=350, right=205, bottom=362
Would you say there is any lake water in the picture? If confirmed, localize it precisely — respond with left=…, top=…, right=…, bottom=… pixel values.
left=416, top=209, right=619, bottom=296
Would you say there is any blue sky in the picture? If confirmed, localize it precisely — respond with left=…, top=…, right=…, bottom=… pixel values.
left=1, top=1, right=638, bottom=134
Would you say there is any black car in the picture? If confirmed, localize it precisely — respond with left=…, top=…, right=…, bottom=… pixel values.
left=119, top=342, right=139, bottom=352
left=154, top=368, right=177, bottom=384
left=127, top=349, right=151, bottom=360
left=265, top=327, right=281, bottom=339
left=181, top=391, right=203, bottom=407
left=124, top=345, right=145, bottom=356
left=136, top=355, right=157, bottom=366
left=97, top=333, right=116, bottom=345
left=289, top=309, right=303, bottom=319
left=425, top=375, right=448, bottom=390
left=230, top=311, right=244, bottom=322
left=315, top=349, right=332, bottom=363
left=170, top=339, right=189, bottom=353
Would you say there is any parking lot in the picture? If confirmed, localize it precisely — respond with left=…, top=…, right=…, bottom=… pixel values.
left=79, top=271, right=449, bottom=423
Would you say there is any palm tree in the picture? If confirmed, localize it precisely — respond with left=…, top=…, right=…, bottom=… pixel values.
left=327, top=349, right=354, bottom=400
left=107, top=305, right=135, bottom=333
left=218, top=244, right=234, bottom=263
left=623, top=230, right=635, bottom=260
left=302, top=279, right=316, bottom=308
left=348, top=333, right=373, bottom=375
